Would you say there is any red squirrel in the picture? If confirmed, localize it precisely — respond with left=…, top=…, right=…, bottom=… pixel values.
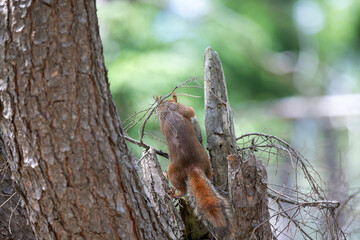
left=157, top=93, right=233, bottom=238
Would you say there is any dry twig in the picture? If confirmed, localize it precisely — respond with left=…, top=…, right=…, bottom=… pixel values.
left=125, top=135, right=169, bottom=159
left=8, top=197, right=21, bottom=234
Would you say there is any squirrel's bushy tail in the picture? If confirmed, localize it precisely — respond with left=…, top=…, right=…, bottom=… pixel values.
left=187, top=168, right=233, bottom=238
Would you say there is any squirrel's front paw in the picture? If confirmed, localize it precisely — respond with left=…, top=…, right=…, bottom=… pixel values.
left=168, top=187, right=186, bottom=198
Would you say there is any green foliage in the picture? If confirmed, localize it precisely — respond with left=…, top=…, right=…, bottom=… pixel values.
left=98, top=1, right=301, bottom=118
left=98, top=0, right=360, bottom=137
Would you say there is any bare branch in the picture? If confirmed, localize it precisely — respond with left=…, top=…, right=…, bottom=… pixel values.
left=276, top=200, right=314, bottom=240
left=173, top=93, right=202, bottom=98
left=237, top=132, right=347, bottom=239
left=0, top=192, right=16, bottom=208
left=8, top=197, right=21, bottom=234
left=268, top=190, right=340, bottom=209
left=124, top=135, right=169, bottom=159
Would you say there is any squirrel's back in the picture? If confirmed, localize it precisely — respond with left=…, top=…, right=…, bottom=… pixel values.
left=158, top=95, right=210, bottom=169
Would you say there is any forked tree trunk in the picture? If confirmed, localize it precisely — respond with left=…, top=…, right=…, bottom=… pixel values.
left=0, top=1, right=168, bottom=239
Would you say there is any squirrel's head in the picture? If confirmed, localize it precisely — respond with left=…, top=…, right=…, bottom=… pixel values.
left=156, top=92, right=179, bottom=117
left=156, top=92, right=177, bottom=108
left=156, top=92, right=177, bottom=104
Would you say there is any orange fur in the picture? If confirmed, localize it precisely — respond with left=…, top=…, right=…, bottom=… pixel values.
left=157, top=93, right=233, bottom=237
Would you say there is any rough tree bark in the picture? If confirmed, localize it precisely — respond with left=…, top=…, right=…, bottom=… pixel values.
left=228, top=154, right=272, bottom=239
left=0, top=1, right=169, bottom=239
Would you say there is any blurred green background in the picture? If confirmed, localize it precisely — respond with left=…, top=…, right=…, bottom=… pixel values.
left=97, top=0, right=360, bottom=238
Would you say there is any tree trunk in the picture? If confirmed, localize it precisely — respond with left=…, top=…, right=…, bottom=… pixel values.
left=0, top=1, right=167, bottom=239
left=204, top=47, right=272, bottom=239
left=204, top=47, right=237, bottom=195
left=228, top=154, right=272, bottom=239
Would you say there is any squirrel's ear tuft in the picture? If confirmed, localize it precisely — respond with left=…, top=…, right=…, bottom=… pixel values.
left=155, top=95, right=160, bottom=101
left=171, top=92, right=177, bottom=102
